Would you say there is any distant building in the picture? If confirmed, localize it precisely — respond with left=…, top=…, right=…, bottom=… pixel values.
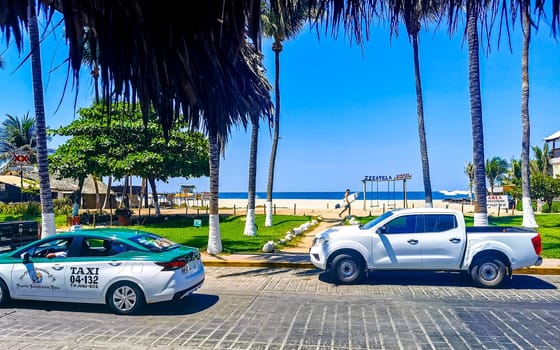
left=0, top=172, right=113, bottom=208
left=545, top=131, right=560, bottom=178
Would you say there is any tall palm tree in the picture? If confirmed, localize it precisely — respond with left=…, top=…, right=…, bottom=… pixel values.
left=464, top=161, right=475, bottom=205
left=519, top=0, right=538, bottom=227
left=244, top=120, right=259, bottom=236
left=27, top=0, right=55, bottom=237
left=388, top=1, right=440, bottom=208
left=465, top=0, right=489, bottom=226
left=262, top=0, right=310, bottom=227
left=485, top=156, right=509, bottom=194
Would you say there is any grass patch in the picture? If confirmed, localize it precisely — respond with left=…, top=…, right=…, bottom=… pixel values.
left=129, top=214, right=315, bottom=254
left=356, top=214, right=560, bottom=259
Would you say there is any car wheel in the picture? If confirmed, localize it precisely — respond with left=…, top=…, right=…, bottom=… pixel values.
left=0, top=279, right=10, bottom=306
left=471, top=257, right=507, bottom=288
left=331, top=253, right=363, bottom=285
left=107, top=281, right=145, bottom=315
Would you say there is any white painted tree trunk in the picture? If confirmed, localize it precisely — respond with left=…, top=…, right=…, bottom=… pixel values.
left=473, top=212, right=488, bottom=226
left=41, top=212, right=56, bottom=238
left=207, top=214, right=222, bottom=254
left=265, top=200, right=273, bottom=227
left=244, top=209, right=257, bottom=236
left=522, top=197, right=538, bottom=228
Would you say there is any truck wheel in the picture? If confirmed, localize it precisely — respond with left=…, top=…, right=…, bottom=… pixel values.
left=471, top=257, right=506, bottom=288
left=107, top=281, right=145, bottom=315
left=0, top=280, right=10, bottom=306
left=331, top=253, right=363, bottom=284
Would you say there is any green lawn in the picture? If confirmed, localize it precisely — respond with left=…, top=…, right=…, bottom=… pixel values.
left=129, top=214, right=315, bottom=254
left=2, top=212, right=558, bottom=258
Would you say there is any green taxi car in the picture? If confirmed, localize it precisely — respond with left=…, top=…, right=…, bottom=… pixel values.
left=0, top=227, right=204, bottom=314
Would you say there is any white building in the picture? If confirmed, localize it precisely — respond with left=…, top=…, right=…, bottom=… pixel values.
left=545, top=131, right=560, bottom=178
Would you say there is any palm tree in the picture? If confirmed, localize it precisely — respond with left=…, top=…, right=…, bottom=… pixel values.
left=464, top=161, right=475, bottom=205
left=485, top=156, right=509, bottom=194
left=465, top=0, right=489, bottom=226
left=531, top=144, right=550, bottom=175
left=27, top=0, right=55, bottom=237
left=519, top=0, right=538, bottom=228
left=387, top=1, right=441, bottom=208
left=244, top=120, right=259, bottom=236
left=0, top=113, right=38, bottom=162
left=262, top=0, right=311, bottom=227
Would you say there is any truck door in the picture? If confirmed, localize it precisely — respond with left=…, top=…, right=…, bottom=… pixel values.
left=372, top=214, right=422, bottom=268
left=419, top=214, right=464, bottom=269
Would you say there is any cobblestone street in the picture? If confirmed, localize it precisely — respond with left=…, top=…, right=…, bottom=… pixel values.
left=0, top=266, right=559, bottom=349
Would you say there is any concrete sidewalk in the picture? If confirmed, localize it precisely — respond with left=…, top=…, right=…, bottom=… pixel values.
left=201, top=217, right=560, bottom=275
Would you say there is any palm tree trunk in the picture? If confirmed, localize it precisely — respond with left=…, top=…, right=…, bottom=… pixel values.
left=245, top=121, right=259, bottom=236
left=103, top=176, right=112, bottom=209
left=412, top=32, right=433, bottom=208
left=28, top=0, right=55, bottom=237
left=148, top=177, right=161, bottom=216
left=207, top=127, right=222, bottom=254
left=520, top=3, right=538, bottom=228
left=467, top=5, right=488, bottom=226
left=265, top=40, right=282, bottom=227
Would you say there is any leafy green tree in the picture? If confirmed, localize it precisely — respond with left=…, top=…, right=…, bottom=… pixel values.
left=531, top=173, right=560, bottom=212
left=50, top=103, right=209, bottom=215
left=485, top=157, right=509, bottom=194
left=262, top=0, right=311, bottom=227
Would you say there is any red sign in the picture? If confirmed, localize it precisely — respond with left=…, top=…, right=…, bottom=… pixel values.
left=12, top=153, right=29, bottom=165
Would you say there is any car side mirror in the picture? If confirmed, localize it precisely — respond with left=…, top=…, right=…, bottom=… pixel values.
left=376, top=226, right=387, bottom=234
left=21, top=252, right=30, bottom=263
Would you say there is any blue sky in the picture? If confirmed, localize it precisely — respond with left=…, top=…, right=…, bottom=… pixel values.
left=0, top=18, right=558, bottom=194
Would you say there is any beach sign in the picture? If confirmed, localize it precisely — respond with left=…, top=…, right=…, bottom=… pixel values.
left=193, top=219, right=202, bottom=228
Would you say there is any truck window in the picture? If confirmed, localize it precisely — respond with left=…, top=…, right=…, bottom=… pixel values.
left=384, top=215, right=419, bottom=233
left=423, top=214, right=457, bottom=232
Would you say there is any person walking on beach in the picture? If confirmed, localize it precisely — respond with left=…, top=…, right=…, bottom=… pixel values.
left=339, top=189, right=351, bottom=218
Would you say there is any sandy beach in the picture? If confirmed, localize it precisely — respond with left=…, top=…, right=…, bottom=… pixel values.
left=212, top=198, right=503, bottom=219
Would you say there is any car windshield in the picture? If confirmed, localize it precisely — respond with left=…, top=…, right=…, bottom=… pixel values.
left=129, top=233, right=179, bottom=252
left=360, top=211, right=394, bottom=230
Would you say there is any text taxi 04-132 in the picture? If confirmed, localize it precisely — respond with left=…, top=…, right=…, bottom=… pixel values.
left=0, top=228, right=205, bottom=315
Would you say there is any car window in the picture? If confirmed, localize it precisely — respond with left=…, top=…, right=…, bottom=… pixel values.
left=423, top=214, right=457, bottom=232
left=129, top=233, right=178, bottom=252
left=30, top=238, right=73, bottom=258
left=384, top=215, right=419, bottom=234
left=80, top=238, right=128, bottom=257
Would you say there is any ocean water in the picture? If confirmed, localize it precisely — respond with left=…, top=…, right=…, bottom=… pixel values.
left=219, top=191, right=469, bottom=201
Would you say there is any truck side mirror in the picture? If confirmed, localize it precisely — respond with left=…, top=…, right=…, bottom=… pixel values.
left=21, top=252, right=30, bottom=263
left=376, top=226, right=387, bottom=234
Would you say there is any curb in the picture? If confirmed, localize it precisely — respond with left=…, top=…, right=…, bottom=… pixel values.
left=202, top=256, right=560, bottom=275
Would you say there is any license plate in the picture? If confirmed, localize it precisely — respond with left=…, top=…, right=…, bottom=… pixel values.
left=181, top=261, right=198, bottom=275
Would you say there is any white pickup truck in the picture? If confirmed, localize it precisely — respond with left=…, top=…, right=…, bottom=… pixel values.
left=309, top=208, right=543, bottom=288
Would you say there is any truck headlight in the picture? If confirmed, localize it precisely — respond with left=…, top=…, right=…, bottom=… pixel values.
left=313, top=237, right=329, bottom=247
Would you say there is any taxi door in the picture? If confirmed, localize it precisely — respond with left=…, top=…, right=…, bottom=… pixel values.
left=65, top=238, right=128, bottom=300
left=11, top=257, right=67, bottom=299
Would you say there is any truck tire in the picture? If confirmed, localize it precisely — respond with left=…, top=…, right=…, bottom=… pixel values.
left=0, top=279, right=11, bottom=306
left=331, top=253, right=363, bottom=284
left=470, top=257, right=506, bottom=288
